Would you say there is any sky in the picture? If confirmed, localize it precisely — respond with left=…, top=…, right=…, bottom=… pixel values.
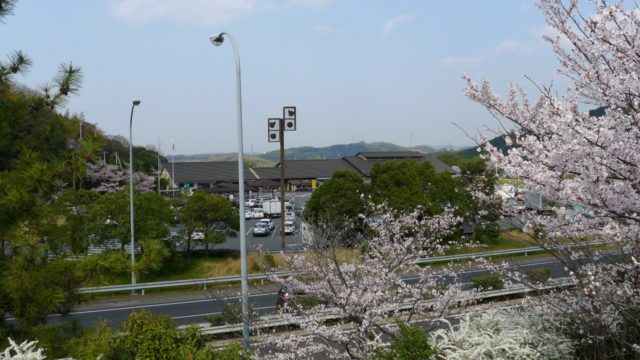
left=1, top=0, right=566, bottom=155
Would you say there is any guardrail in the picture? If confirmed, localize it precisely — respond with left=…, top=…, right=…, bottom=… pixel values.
left=79, top=240, right=605, bottom=294
left=416, top=239, right=606, bottom=264
left=192, top=277, right=576, bottom=336
left=78, top=271, right=298, bottom=294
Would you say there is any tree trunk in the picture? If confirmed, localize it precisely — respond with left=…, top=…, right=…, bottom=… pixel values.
left=186, top=237, right=191, bottom=263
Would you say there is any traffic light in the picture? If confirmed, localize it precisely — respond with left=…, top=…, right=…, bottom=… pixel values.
left=268, top=118, right=280, bottom=142
left=283, top=106, right=296, bottom=131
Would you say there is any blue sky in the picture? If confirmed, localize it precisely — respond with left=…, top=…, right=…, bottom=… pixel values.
left=1, top=1, right=563, bottom=155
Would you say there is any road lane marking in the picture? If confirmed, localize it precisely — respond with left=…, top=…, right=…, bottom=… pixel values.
left=171, top=305, right=276, bottom=320
left=43, top=292, right=280, bottom=316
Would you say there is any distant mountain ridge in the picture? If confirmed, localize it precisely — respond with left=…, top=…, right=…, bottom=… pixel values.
left=174, top=141, right=449, bottom=163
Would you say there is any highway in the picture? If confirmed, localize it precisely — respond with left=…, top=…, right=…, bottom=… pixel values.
left=42, top=254, right=570, bottom=329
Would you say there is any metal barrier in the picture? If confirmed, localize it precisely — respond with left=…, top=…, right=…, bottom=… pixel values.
left=191, top=277, right=575, bottom=335
left=79, top=240, right=605, bottom=294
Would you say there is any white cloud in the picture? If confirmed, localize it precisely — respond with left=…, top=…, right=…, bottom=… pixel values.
left=495, top=38, right=534, bottom=54
left=313, top=23, right=331, bottom=33
left=286, top=0, right=329, bottom=9
left=440, top=56, right=485, bottom=67
left=109, top=0, right=264, bottom=26
left=382, top=14, right=413, bottom=36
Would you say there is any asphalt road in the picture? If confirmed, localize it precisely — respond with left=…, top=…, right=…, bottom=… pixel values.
left=172, top=192, right=312, bottom=253
left=41, top=254, right=569, bottom=329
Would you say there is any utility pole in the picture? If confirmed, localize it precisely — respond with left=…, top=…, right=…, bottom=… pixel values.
left=268, top=106, right=297, bottom=251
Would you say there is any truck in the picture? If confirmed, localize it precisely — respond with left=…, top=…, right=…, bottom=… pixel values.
left=263, top=199, right=295, bottom=218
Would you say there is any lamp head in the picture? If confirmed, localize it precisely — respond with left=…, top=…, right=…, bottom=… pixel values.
left=132, top=100, right=141, bottom=106
left=210, top=33, right=225, bottom=46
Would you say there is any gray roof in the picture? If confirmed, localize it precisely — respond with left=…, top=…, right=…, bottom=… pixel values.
left=171, top=161, right=257, bottom=183
left=356, top=151, right=424, bottom=160
left=344, top=153, right=451, bottom=177
left=169, top=152, right=452, bottom=186
left=254, top=159, right=355, bottom=180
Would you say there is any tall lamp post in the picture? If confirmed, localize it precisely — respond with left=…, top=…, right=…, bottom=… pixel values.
left=209, top=32, right=250, bottom=350
left=129, top=100, right=141, bottom=294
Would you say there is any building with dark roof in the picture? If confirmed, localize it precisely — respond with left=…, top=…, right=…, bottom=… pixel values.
left=162, top=152, right=453, bottom=194
left=343, top=151, right=450, bottom=179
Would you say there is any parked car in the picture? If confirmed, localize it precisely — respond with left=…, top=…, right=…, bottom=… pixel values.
left=192, top=230, right=205, bottom=240
left=252, top=207, right=265, bottom=218
left=259, top=218, right=275, bottom=231
left=284, top=220, right=295, bottom=235
left=284, top=211, right=296, bottom=221
left=252, top=223, right=270, bottom=236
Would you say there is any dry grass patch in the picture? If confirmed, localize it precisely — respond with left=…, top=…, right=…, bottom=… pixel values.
left=197, top=249, right=364, bottom=277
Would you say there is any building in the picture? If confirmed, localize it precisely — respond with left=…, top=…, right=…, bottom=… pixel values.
left=162, top=151, right=453, bottom=194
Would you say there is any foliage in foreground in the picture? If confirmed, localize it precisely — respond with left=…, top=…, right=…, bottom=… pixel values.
left=466, top=0, right=640, bottom=357
left=430, top=308, right=574, bottom=359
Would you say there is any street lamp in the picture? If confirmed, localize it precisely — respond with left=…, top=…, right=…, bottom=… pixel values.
left=129, top=100, right=141, bottom=294
left=209, top=32, right=250, bottom=350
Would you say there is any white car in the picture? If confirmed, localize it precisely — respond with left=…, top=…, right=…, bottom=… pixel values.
left=244, top=210, right=253, bottom=219
left=259, top=218, right=275, bottom=231
left=284, top=220, right=295, bottom=235
left=253, top=208, right=265, bottom=218
left=284, top=211, right=296, bottom=221
left=252, top=223, right=270, bottom=236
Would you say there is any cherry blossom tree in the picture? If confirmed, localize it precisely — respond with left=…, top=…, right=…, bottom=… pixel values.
left=257, top=204, right=469, bottom=359
left=86, top=162, right=154, bottom=193
left=465, top=0, right=640, bottom=356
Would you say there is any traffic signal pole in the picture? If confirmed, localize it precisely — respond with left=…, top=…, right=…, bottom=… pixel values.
left=267, top=106, right=296, bottom=252
left=279, top=117, right=286, bottom=251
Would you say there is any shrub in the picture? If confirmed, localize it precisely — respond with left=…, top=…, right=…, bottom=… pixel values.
left=373, top=323, right=435, bottom=360
left=525, top=268, right=551, bottom=284
left=263, top=253, right=276, bottom=270
left=471, top=274, right=504, bottom=291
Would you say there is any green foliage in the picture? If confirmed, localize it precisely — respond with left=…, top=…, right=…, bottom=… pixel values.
left=65, top=321, right=116, bottom=360
left=67, top=312, right=216, bottom=359
left=303, top=169, right=367, bottom=226
left=372, top=323, right=435, bottom=360
left=370, top=159, right=429, bottom=211
left=115, top=311, right=180, bottom=359
left=76, top=251, right=129, bottom=286
left=87, top=189, right=173, bottom=276
left=525, top=268, right=551, bottom=284
left=0, top=244, right=82, bottom=328
left=473, top=222, right=501, bottom=244
left=29, top=322, right=83, bottom=359
left=471, top=274, right=504, bottom=291
left=263, top=252, right=276, bottom=269
left=179, top=191, right=239, bottom=260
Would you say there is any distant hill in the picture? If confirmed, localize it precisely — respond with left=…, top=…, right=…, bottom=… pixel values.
left=451, top=136, right=510, bottom=159
left=174, top=141, right=446, bottom=163
left=260, top=141, right=413, bottom=161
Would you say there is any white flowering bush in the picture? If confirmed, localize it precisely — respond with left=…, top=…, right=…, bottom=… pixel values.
left=0, top=339, right=46, bottom=360
left=431, top=309, right=574, bottom=359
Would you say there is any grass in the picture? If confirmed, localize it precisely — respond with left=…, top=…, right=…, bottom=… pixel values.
left=444, top=230, right=534, bottom=256
left=140, top=231, right=534, bottom=282
left=86, top=230, right=544, bottom=287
